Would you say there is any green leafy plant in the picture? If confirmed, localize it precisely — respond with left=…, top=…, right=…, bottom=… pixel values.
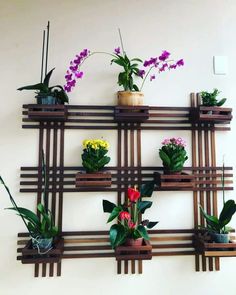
left=18, top=68, right=69, bottom=104
left=200, top=200, right=236, bottom=234
left=200, top=88, right=226, bottom=107
left=159, top=137, right=188, bottom=173
left=0, top=151, right=58, bottom=240
left=82, top=139, right=110, bottom=173
left=200, top=164, right=236, bottom=234
left=103, top=182, right=158, bottom=249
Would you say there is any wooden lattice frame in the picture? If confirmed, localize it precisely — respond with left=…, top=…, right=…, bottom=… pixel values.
left=17, top=94, right=233, bottom=277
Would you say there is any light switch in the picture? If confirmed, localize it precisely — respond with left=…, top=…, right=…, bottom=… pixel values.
left=213, top=56, right=228, bottom=75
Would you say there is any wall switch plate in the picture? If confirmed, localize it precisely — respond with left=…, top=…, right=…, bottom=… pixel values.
left=213, top=56, right=228, bottom=75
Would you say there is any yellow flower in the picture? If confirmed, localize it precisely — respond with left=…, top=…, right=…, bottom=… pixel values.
left=82, top=139, right=109, bottom=150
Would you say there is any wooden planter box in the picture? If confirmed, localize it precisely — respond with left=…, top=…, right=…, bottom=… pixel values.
left=194, top=234, right=236, bottom=257
left=154, top=172, right=195, bottom=189
left=190, top=106, right=232, bottom=124
left=27, top=104, right=67, bottom=121
left=115, top=240, right=152, bottom=261
left=114, top=106, right=149, bottom=122
left=20, top=238, right=64, bottom=264
left=75, top=172, right=112, bottom=187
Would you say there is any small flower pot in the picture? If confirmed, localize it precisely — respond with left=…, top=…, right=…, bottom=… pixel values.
left=117, top=91, right=144, bottom=106
left=36, top=95, right=57, bottom=105
left=210, top=233, right=229, bottom=243
left=32, top=237, right=53, bottom=251
left=125, top=238, right=143, bottom=247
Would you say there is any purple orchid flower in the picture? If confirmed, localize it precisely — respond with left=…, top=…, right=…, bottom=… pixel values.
left=176, top=59, right=184, bottom=66
left=150, top=74, right=155, bottom=81
left=138, top=69, right=145, bottom=78
left=114, top=47, right=121, bottom=55
left=75, top=71, right=84, bottom=79
left=159, top=50, right=170, bottom=61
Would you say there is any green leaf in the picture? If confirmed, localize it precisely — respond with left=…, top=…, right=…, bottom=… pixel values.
left=131, top=58, right=143, bottom=63
left=112, top=58, right=126, bottom=67
left=200, top=206, right=220, bottom=231
left=147, top=221, right=158, bottom=229
left=17, top=83, right=48, bottom=93
left=219, top=199, right=236, bottom=227
left=133, top=84, right=139, bottom=91
left=103, top=200, right=116, bottom=213
left=138, top=201, right=152, bottom=214
left=137, top=225, right=149, bottom=240
left=6, top=207, right=40, bottom=226
left=140, top=182, right=155, bottom=198
left=107, top=206, right=122, bottom=223
left=217, top=98, right=226, bottom=106
left=159, top=149, right=171, bottom=167
left=43, top=68, right=55, bottom=87
left=109, top=224, right=126, bottom=249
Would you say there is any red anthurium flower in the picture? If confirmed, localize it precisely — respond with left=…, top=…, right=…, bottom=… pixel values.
left=127, top=187, right=140, bottom=202
left=128, top=221, right=136, bottom=229
left=119, top=211, right=130, bottom=220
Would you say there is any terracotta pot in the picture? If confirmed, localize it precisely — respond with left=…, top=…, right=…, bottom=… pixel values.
left=125, top=237, right=143, bottom=246
left=117, top=91, right=144, bottom=106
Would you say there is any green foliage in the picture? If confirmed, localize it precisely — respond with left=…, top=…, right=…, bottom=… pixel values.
left=82, top=145, right=110, bottom=173
left=111, top=53, right=143, bottom=92
left=159, top=144, right=188, bottom=173
left=103, top=182, right=158, bottom=249
left=18, top=68, right=69, bottom=104
left=200, top=88, right=226, bottom=107
left=200, top=200, right=236, bottom=234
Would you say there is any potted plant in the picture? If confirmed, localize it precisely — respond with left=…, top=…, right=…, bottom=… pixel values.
left=200, top=200, right=236, bottom=243
left=159, top=137, right=188, bottom=175
left=63, top=32, right=184, bottom=106
left=75, top=139, right=111, bottom=187
left=103, top=183, right=158, bottom=250
left=0, top=178, right=58, bottom=253
left=0, top=150, right=59, bottom=253
left=199, top=164, right=236, bottom=244
left=18, top=68, right=69, bottom=105
left=200, top=88, right=226, bottom=107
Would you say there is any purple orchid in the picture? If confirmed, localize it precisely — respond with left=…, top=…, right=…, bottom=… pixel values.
left=150, top=74, right=155, bottom=81
left=114, top=47, right=121, bottom=55
left=159, top=50, right=170, bottom=61
left=138, top=69, right=145, bottom=78
left=176, top=59, right=184, bottom=66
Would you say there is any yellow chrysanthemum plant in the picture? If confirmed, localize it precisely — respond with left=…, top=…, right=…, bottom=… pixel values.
left=81, top=139, right=111, bottom=173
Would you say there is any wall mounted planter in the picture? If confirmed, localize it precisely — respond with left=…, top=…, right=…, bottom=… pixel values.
left=19, top=238, right=64, bottom=264
left=115, top=240, right=152, bottom=261
left=75, top=172, right=112, bottom=187
left=194, top=234, right=236, bottom=257
left=190, top=106, right=232, bottom=124
left=26, top=104, right=67, bottom=121
left=154, top=172, right=195, bottom=189
left=114, top=106, right=149, bottom=122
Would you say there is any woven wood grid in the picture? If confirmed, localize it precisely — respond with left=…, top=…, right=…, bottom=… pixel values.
left=17, top=95, right=233, bottom=276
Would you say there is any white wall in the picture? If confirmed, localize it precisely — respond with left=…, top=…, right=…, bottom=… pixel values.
left=0, top=0, right=236, bottom=294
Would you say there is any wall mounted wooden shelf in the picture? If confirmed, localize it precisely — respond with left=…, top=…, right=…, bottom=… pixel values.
left=25, top=104, right=67, bottom=121
left=75, top=172, right=112, bottom=187
left=114, top=106, right=149, bottom=122
left=190, top=106, right=232, bottom=124
left=19, top=93, right=233, bottom=277
left=154, top=172, right=195, bottom=190
left=194, top=234, right=236, bottom=257
left=19, top=238, right=64, bottom=264
left=115, top=240, right=152, bottom=261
